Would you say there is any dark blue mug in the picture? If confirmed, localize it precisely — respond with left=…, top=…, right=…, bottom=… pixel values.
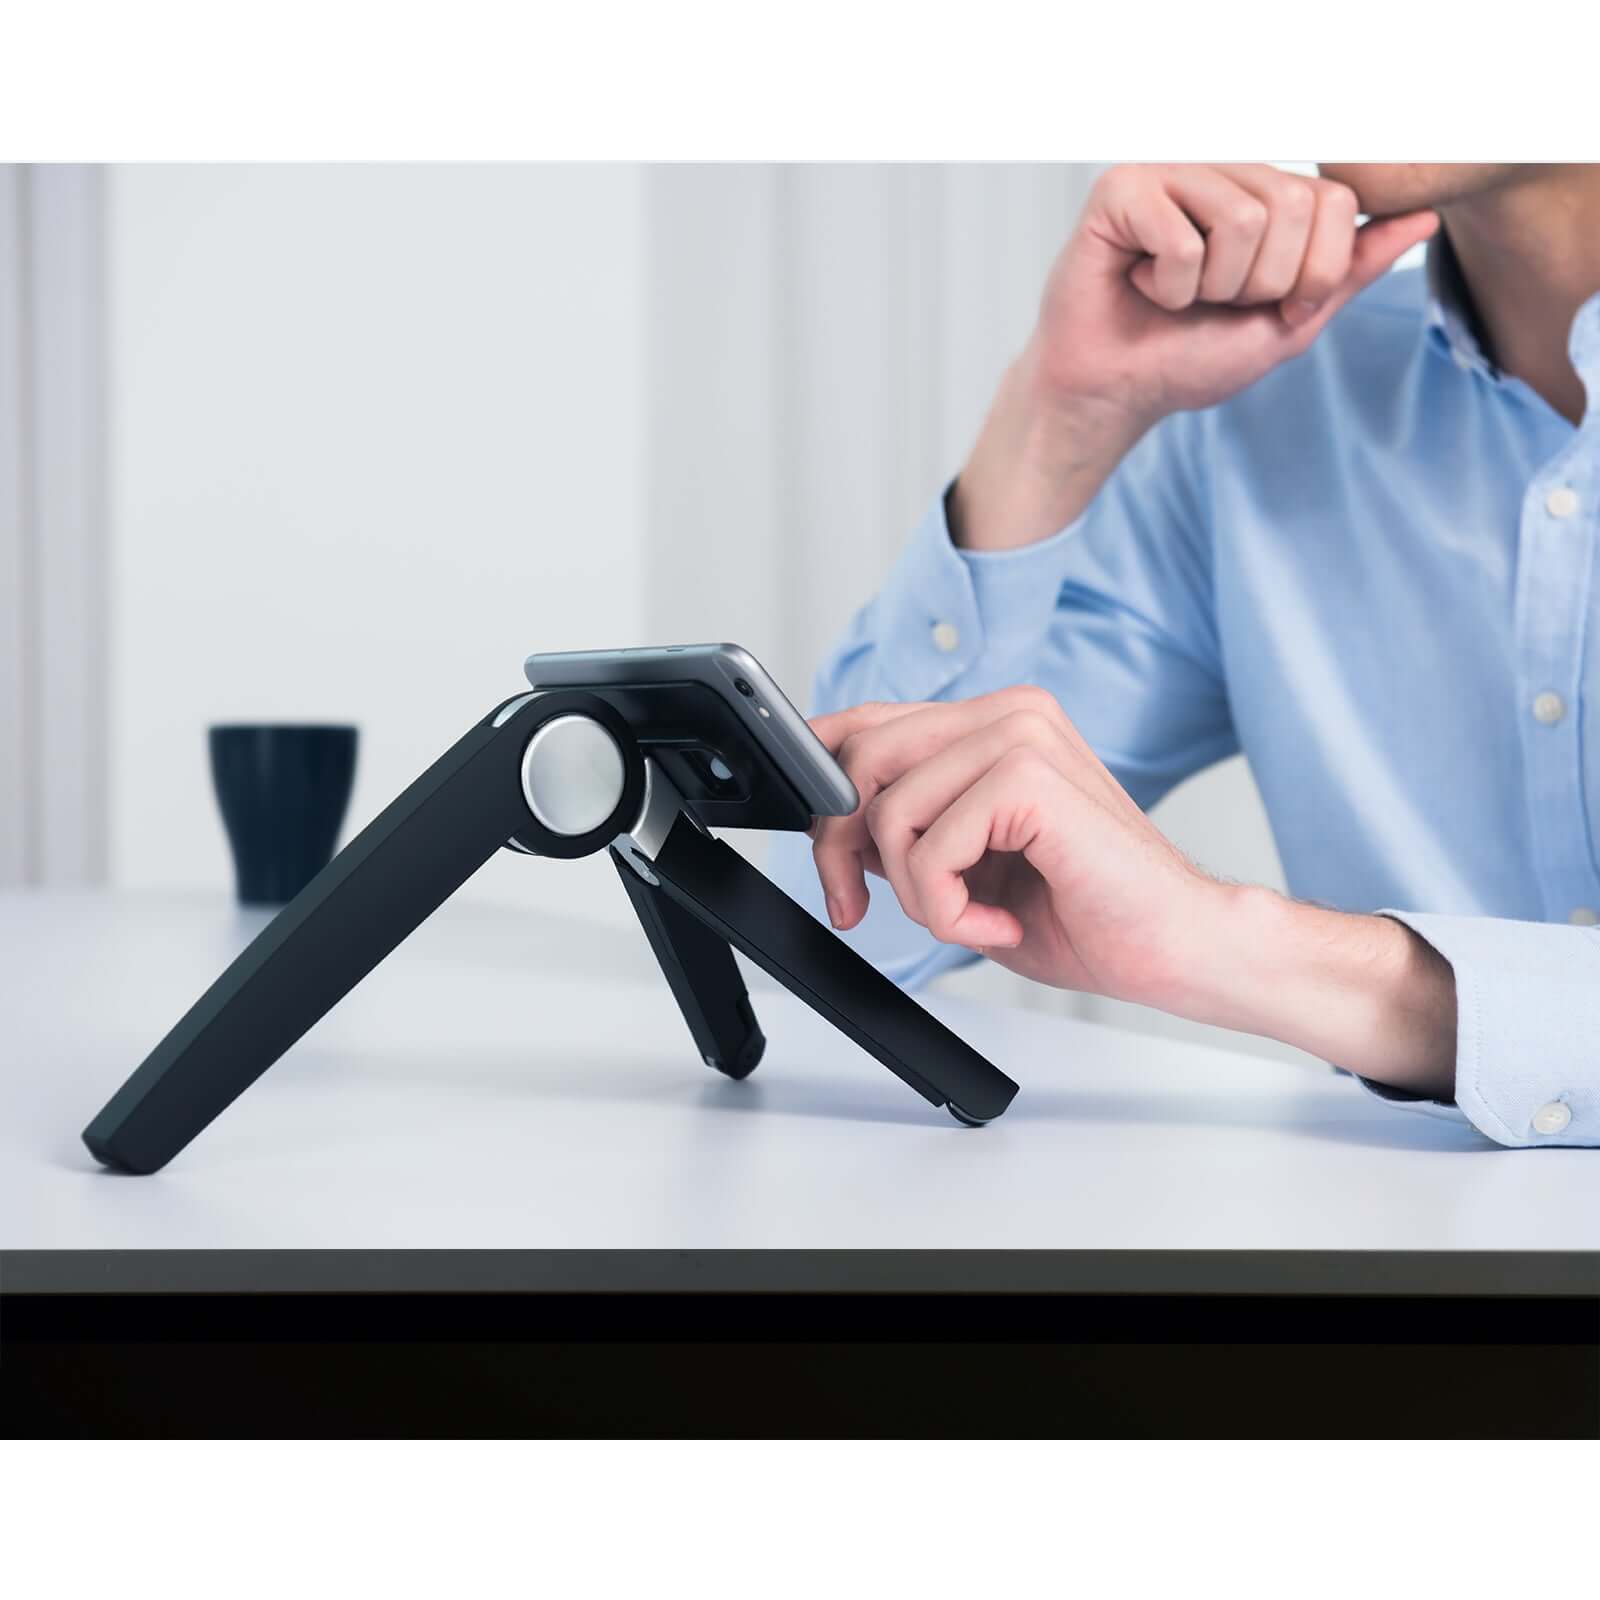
left=209, top=724, right=358, bottom=906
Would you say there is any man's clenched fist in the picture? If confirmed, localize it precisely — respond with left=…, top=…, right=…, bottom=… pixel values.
left=952, top=163, right=1440, bottom=552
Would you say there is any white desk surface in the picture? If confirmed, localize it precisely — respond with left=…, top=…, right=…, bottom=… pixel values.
left=3, top=890, right=1597, bottom=1296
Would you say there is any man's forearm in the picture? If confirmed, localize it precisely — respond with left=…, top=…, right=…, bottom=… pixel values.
left=948, top=338, right=1150, bottom=553
left=1173, top=885, right=1458, bottom=1096
left=811, top=692, right=1461, bottom=1100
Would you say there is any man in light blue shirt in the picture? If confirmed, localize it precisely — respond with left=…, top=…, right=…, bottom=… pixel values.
left=776, top=162, right=1600, bottom=1149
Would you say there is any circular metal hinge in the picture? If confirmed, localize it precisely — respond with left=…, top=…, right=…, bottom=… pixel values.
left=520, top=715, right=627, bottom=837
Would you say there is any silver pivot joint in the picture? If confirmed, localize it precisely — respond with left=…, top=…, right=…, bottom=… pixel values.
left=509, top=704, right=699, bottom=876
left=613, top=759, right=701, bottom=885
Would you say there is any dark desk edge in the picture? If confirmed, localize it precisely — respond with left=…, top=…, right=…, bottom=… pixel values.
left=4, top=1249, right=1598, bottom=1298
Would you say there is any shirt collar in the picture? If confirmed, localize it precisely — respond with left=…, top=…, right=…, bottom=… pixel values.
left=1425, top=230, right=1499, bottom=379
left=1426, top=228, right=1600, bottom=407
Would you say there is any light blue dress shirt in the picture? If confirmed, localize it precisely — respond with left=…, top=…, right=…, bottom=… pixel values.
left=772, top=240, right=1600, bottom=1149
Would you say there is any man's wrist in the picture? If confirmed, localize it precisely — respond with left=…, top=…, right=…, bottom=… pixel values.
left=1169, top=883, right=1457, bottom=1097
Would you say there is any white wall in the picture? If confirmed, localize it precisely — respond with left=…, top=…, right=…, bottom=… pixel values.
left=108, top=164, right=649, bottom=925
left=1, top=165, right=109, bottom=888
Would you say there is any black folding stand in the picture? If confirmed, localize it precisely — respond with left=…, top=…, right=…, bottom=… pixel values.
left=83, top=690, right=1019, bottom=1174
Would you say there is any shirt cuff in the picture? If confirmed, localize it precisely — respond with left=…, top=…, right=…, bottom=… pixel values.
left=871, top=486, right=1083, bottom=701
left=1361, top=910, right=1600, bottom=1149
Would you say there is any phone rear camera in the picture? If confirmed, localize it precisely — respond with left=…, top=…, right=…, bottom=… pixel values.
left=684, top=748, right=743, bottom=798
left=734, top=678, right=755, bottom=698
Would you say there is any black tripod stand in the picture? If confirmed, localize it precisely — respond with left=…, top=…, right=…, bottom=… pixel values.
left=83, top=690, right=1020, bottom=1173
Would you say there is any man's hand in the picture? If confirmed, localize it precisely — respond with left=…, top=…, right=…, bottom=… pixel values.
left=812, top=688, right=1208, bottom=999
left=811, top=689, right=1457, bottom=1096
left=953, top=164, right=1440, bottom=552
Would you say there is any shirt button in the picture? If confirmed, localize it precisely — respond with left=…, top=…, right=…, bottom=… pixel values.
left=1570, top=906, right=1599, bottom=926
left=1532, top=1101, right=1572, bottom=1136
left=1532, top=691, right=1566, bottom=726
left=1545, top=486, right=1580, bottom=520
left=931, top=620, right=961, bottom=654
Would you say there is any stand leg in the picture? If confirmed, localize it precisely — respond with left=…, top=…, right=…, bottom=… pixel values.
left=637, top=815, right=1019, bottom=1124
left=81, top=692, right=644, bottom=1174
left=611, top=851, right=766, bottom=1078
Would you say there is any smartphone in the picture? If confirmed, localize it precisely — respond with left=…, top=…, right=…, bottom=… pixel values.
left=522, top=642, right=858, bottom=832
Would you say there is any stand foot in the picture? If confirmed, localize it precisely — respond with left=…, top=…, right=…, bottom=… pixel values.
left=946, top=1104, right=990, bottom=1128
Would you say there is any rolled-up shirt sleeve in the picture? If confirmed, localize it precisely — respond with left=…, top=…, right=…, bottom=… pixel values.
left=1360, top=911, right=1600, bottom=1148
